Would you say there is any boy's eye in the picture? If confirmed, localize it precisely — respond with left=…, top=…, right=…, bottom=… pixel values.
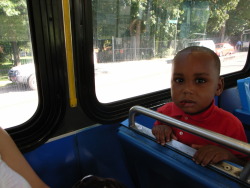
left=195, top=78, right=206, bottom=83
left=175, top=78, right=184, bottom=83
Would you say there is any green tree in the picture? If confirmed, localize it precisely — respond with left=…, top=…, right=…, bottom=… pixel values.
left=226, top=0, right=250, bottom=38
left=93, top=0, right=246, bottom=58
left=0, top=0, right=29, bottom=66
left=127, top=0, right=183, bottom=56
left=179, top=1, right=210, bottom=39
left=206, top=0, right=239, bottom=42
left=149, top=0, right=183, bottom=56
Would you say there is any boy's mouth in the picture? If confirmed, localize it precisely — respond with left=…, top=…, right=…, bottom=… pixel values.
left=179, top=100, right=196, bottom=107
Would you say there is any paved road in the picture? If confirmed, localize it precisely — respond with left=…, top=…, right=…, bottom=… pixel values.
left=95, top=52, right=247, bottom=102
left=0, top=84, right=38, bottom=129
left=0, top=52, right=247, bottom=128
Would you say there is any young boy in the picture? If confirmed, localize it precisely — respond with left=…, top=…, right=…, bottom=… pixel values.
left=152, top=46, right=248, bottom=166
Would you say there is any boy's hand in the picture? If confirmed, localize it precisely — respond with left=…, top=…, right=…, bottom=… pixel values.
left=152, top=125, right=177, bottom=145
left=191, top=144, right=237, bottom=166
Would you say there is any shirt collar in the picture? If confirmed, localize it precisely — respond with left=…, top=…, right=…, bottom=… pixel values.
left=170, top=100, right=216, bottom=122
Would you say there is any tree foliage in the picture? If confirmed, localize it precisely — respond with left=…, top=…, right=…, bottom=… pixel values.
left=1, top=0, right=249, bottom=62
left=0, top=0, right=26, bottom=16
left=207, top=0, right=239, bottom=33
left=0, top=0, right=28, bottom=41
left=93, top=0, right=250, bottom=58
left=226, top=0, right=250, bottom=37
left=0, top=0, right=29, bottom=65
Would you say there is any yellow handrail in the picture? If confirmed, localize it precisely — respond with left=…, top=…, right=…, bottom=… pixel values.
left=62, top=0, right=77, bottom=107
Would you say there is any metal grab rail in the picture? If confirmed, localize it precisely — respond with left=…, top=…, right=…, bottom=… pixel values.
left=129, top=105, right=250, bottom=156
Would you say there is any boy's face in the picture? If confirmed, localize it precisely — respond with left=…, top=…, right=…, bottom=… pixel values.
left=171, top=51, right=224, bottom=114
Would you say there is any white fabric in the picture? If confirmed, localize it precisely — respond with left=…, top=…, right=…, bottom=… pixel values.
left=0, top=155, right=31, bottom=188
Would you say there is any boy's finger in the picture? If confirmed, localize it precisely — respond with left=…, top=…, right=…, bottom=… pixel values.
left=152, top=128, right=160, bottom=143
left=152, top=127, right=159, bottom=138
left=164, top=129, right=171, bottom=142
left=159, top=134, right=167, bottom=145
left=200, top=154, right=216, bottom=166
left=191, top=144, right=203, bottom=149
left=171, top=133, right=178, bottom=140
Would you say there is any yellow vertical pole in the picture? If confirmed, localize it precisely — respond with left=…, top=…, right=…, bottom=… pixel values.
left=62, top=0, right=77, bottom=107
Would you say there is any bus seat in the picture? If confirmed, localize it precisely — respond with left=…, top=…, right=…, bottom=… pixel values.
left=234, top=77, right=250, bottom=141
left=237, top=77, right=250, bottom=112
left=24, top=124, right=135, bottom=188
left=24, top=134, right=81, bottom=188
left=219, top=87, right=242, bottom=113
left=117, top=126, right=245, bottom=188
left=234, top=77, right=250, bottom=121
left=75, top=124, right=135, bottom=188
left=24, top=124, right=134, bottom=188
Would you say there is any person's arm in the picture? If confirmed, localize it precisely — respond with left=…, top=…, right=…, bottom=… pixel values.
left=191, top=144, right=247, bottom=166
left=0, top=127, right=49, bottom=188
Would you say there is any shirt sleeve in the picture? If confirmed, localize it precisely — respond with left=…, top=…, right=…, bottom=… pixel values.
left=223, top=114, right=248, bottom=159
left=224, top=115, right=248, bottom=143
left=0, top=155, right=31, bottom=188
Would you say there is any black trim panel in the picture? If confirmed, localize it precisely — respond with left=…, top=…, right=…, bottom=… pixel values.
left=7, top=0, right=67, bottom=152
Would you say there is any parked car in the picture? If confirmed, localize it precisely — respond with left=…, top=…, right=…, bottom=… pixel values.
left=187, top=40, right=216, bottom=52
left=215, top=43, right=235, bottom=56
left=8, top=63, right=37, bottom=90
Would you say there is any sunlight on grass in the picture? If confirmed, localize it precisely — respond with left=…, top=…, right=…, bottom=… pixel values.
left=0, top=76, right=9, bottom=81
left=0, top=61, right=13, bottom=82
left=0, top=80, right=11, bottom=86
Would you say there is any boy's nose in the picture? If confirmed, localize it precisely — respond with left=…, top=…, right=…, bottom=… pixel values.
left=183, top=83, right=194, bottom=94
left=183, top=88, right=193, bottom=95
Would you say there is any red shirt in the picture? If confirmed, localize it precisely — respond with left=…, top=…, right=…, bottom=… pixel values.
left=154, top=102, right=248, bottom=158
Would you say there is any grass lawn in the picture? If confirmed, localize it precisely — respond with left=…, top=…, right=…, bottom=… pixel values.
left=0, top=61, right=13, bottom=69
left=0, top=61, right=14, bottom=82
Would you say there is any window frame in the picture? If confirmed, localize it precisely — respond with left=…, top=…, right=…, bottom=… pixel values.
left=6, top=0, right=68, bottom=152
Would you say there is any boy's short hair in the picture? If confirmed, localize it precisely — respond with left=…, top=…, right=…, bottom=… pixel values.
left=173, top=46, right=221, bottom=74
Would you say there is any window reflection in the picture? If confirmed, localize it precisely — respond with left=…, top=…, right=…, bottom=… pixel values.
left=93, top=0, right=248, bottom=103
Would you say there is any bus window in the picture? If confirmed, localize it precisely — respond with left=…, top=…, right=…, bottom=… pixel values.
left=0, top=1, right=38, bottom=128
left=92, top=0, right=248, bottom=103
left=241, top=29, right=250, bottom=51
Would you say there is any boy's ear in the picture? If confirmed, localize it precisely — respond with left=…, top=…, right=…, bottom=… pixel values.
left=215, top=76, right=224, bottom=96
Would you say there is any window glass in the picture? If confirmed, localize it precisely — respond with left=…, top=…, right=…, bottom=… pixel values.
left=92, top=0, right=249, bottom=103
left=0, top=0, right=38, bottom=128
